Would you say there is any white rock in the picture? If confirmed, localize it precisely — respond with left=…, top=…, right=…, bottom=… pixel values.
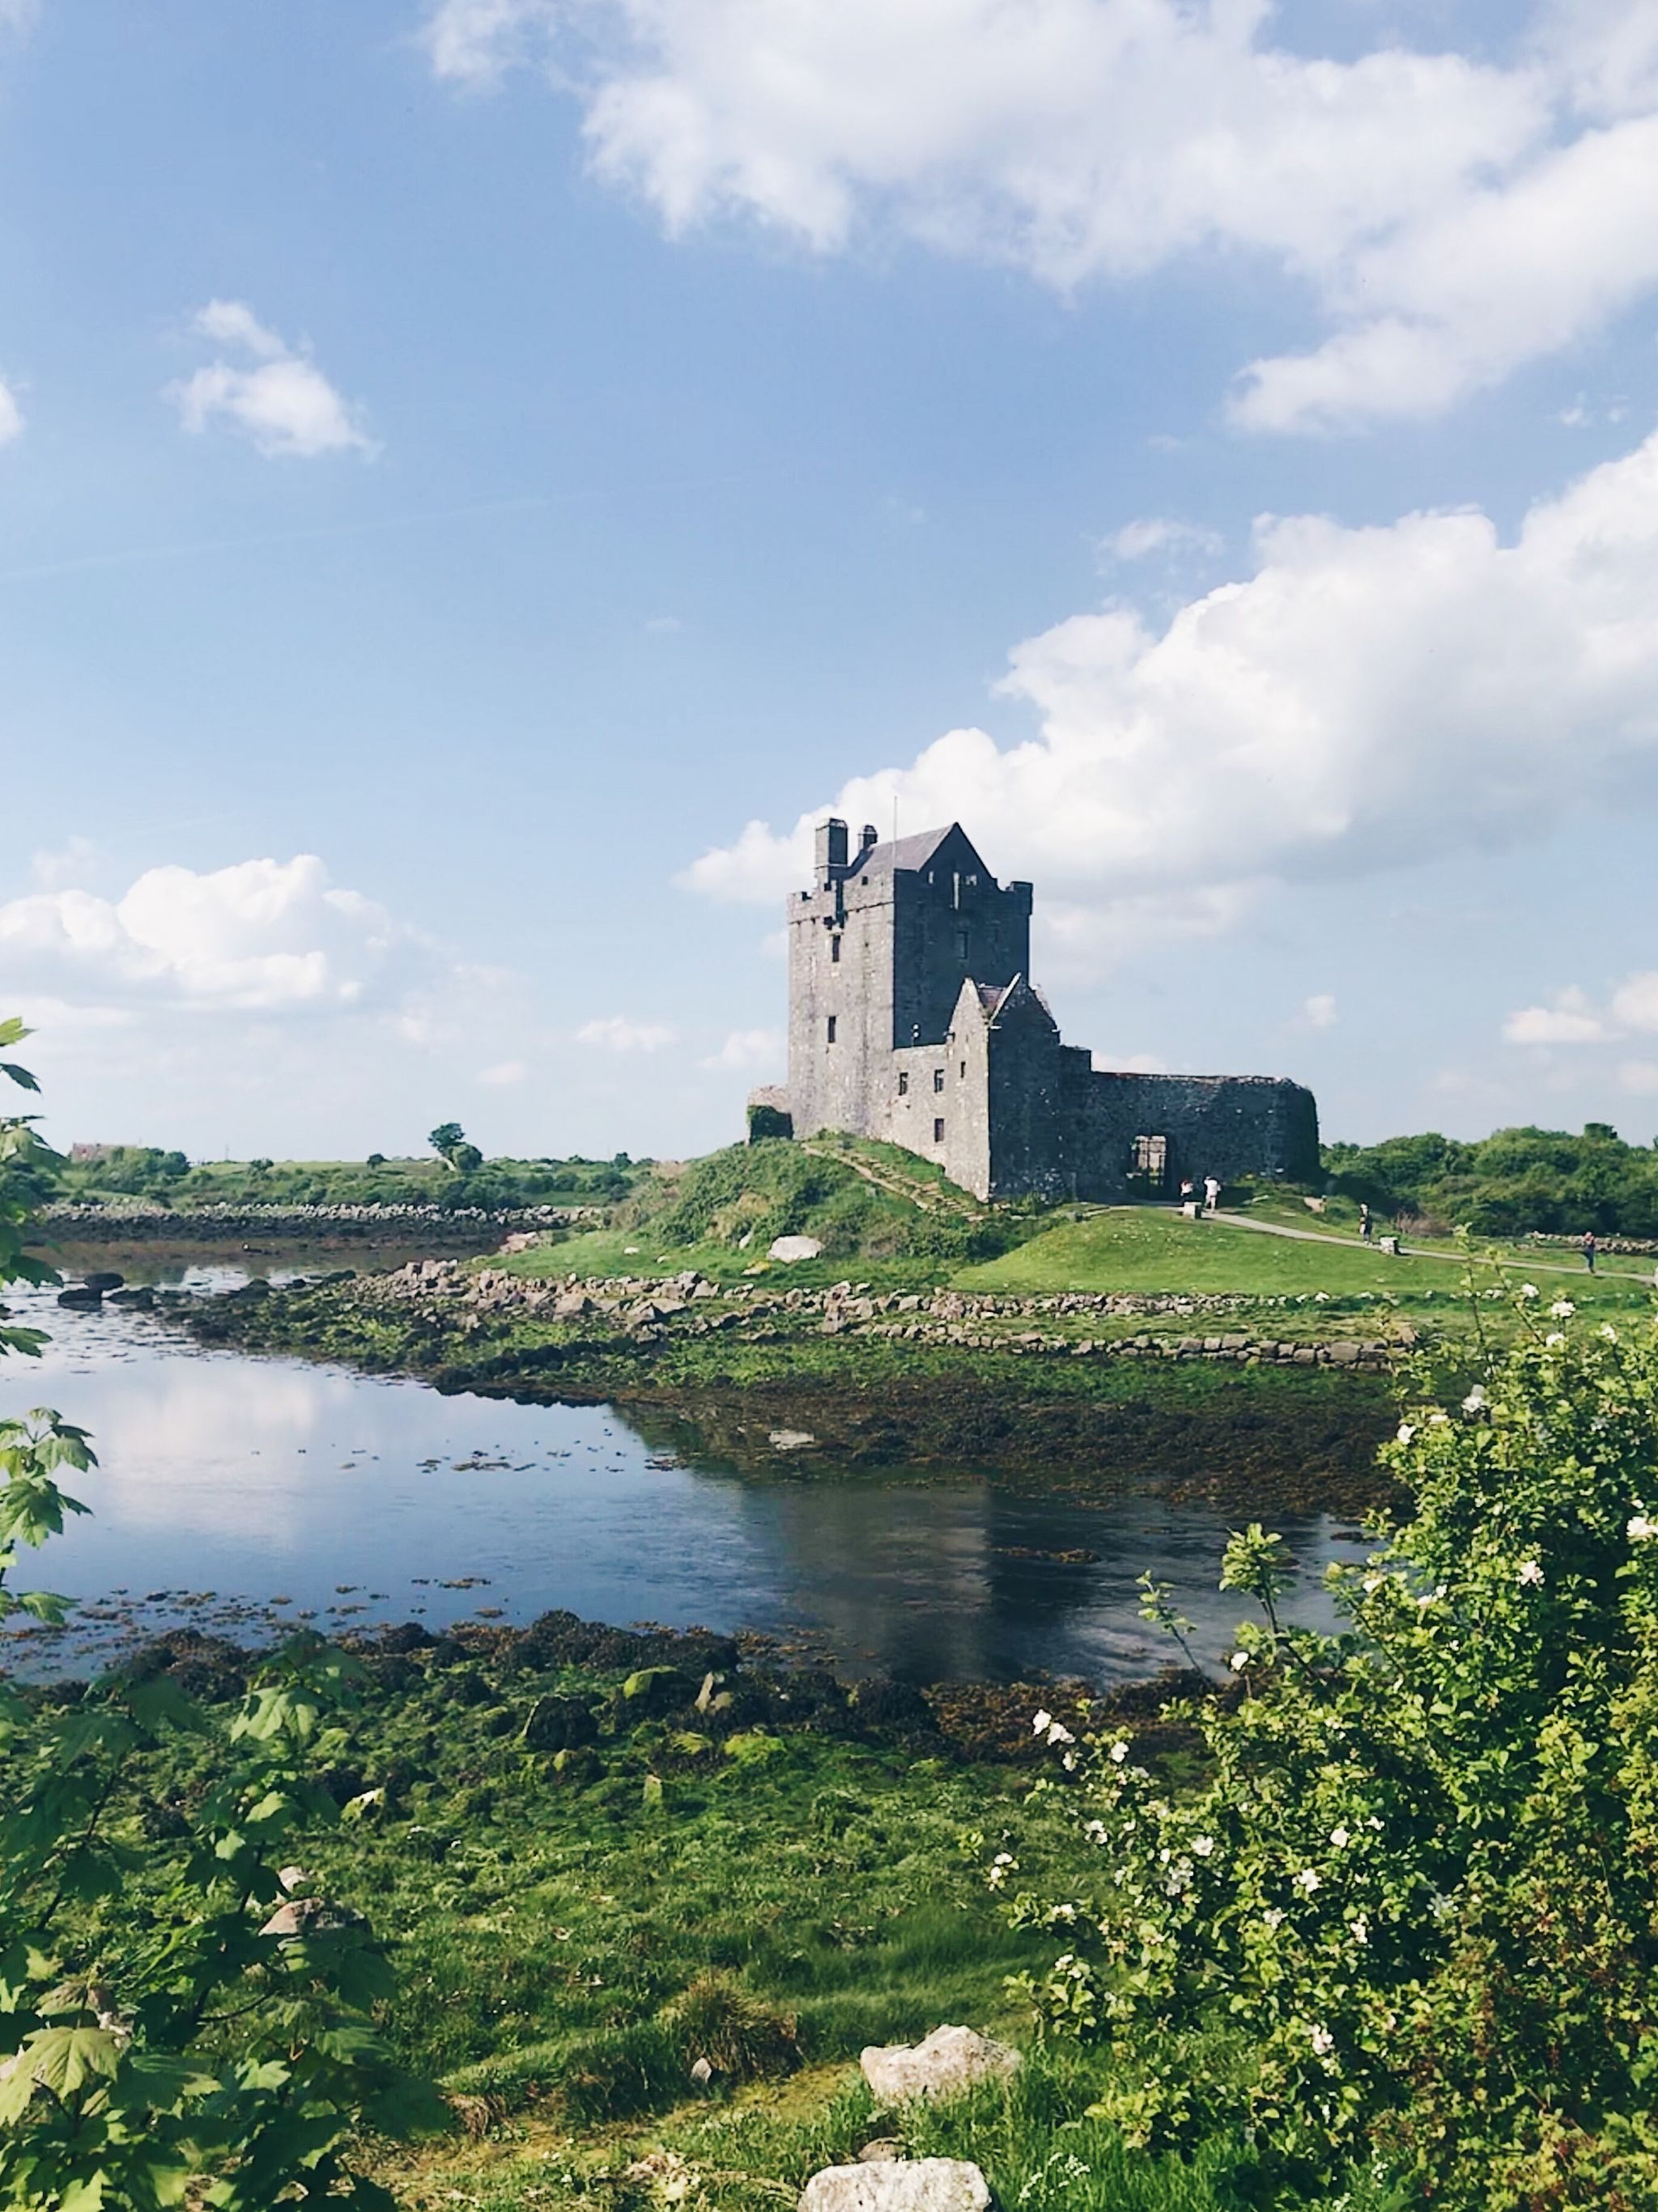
left=798, top=2158, right=992, bottom=2211
left=861, top=2026, right=1021, bottom=2105
left=769, top=1234, right=825, bottom=1263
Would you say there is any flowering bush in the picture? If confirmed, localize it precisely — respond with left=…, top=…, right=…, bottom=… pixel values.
left=1006, top=1303, right=1658, bottom=2206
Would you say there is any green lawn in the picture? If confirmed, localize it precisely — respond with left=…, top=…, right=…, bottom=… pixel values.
left=961, top=1203, right=1647, bottom=1310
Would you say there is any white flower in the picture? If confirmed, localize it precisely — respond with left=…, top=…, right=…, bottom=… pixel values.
left=1329, top=1827, right=1350, bottom=1849
left=1601, top=1324, right=1620, bottom=1343
left=1261, top=1907, right=1285, bottom=1930
left=1192, top=1834, right=1215, bottom=1857
left=1427, top=1411, right=1449, bottom=1425
left=1108, top=1740, right=1129, bottom=1764
left=1045, top=1722, right=1075, bottom=1746
left=1517, top=1559, right=1544, bottom=1587
left=1350, top=1917, right=1370, bottom=1946
left=1546, top=1332, right=1566, bottom=1348
left=1395, top=1422, right=1416, bottom=1446
left=1309, top=2024, right=1336, bottom=2057
left=1296, top=1869, right=1322, bottom=1893
left=1518, top=1283, right=1539, bottom=1300
left=1550, top=1299, right=1575, bottom=1319
left=1362, top=1573, right=1385, bottom=1594
left=1461, top=1386, right=1487, bottom=1414
left=1230, top=1649, right=1250, bottom=1671
left=1630, top=1515, right=1657, bottom=1543
left=1031, top=1709, right=1053, bottom=1735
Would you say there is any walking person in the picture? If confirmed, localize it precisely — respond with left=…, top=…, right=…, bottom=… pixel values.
left=1203, top=1174, right=1221, bottom=1214
left=1359, top=1203, right=1372, bottom=1242
left=1584, top=1229, right=1597, bottom=1274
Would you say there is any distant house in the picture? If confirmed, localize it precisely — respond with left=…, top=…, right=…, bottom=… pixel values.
left=749, top=819, right=1318, bottom=1202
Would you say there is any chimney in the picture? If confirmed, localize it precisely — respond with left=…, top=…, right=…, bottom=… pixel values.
left=858, top=823, right=879, bottom=858
left=814, top=817, right=848, bottom=884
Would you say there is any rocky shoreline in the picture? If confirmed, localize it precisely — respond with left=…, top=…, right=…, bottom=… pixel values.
left=36, top=1200, right=604, bottom=1244
left=363, top=1256, right=1407, bottom=1373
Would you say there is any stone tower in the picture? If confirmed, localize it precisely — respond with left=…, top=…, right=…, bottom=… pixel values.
left=785, top=820, right=1033, bottom=1143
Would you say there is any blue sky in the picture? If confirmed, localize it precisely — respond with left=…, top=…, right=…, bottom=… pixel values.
left=6, top=0, right=1658, bottom=1158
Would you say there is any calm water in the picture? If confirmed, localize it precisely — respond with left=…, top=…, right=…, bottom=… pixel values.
left=2, top=1255, right=1367, bottom=1683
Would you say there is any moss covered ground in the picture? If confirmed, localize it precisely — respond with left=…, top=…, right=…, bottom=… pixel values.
left=53, top=1616, right=1389, bottom=2211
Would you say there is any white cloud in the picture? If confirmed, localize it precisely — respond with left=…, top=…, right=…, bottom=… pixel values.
left=699, top=1025, right=783, bottom=1072
left=1611, top=972, right=1658, bottom=1030
left=0, top=380, right=22, bottom=447
left=1303, top=994, right=1338, bottom=1030
left=478, top=1058, right=529, bottom=1085
left=576, top=1014, right=677, bottom=1052
left=1503, top=1001, right=1608, bottom=1046
left=0, top=855, right=423, bottom=1013
left=29, top=835, right=98, bottom=890
left=683, top=421, right=1658, bottom=951
left=1620, top=1059, right=1658, bottom=1094
left=166, top=301, right=374, bottom=459
left=1105, top=518, right=1222, bottom=564
left=1502, top=973, right=1658, bottom=1048
left=423, top=0, right=1658, bottom=431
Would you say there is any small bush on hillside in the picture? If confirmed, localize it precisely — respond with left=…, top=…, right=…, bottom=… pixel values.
left=1008, top=1297, right=1658, bottom=2206
left=640, top=1141, right=1033, bottom=1263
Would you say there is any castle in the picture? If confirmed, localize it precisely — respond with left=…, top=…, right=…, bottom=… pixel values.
left=746, top=820, right=1318, bottom=1202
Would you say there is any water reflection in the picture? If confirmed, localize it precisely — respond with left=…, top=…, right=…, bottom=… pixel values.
left=2, top=1266, right=1366, bottom=1682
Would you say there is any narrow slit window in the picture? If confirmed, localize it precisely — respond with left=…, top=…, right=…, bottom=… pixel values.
left=897, top=1072, right=908, bottom=1096
left=831, top=935, right=842, bottom=964
left=956, top=928, right=969, bottom=959
left=933, top=1068, right=946, bottom=1093
left=959, top=1059, right=967, bottom=1078
left=933, top=1119, right=946, bottom=1144
left=826, top=1016, right=837, bottom=1044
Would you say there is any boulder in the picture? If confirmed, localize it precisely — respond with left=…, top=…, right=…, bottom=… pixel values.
left=798, top=2159, right=992, bottom=2210
left=769, top=1234, right=824, bottom=1263
left=83, top=1271, right=125, bottom=1293
left=861, top=2026, right=1021, bottom=2105
left=521, top=1693, right=600, bottom=1754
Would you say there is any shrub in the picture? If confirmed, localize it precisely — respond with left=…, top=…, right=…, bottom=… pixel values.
left=0, top=1025, right=440, bottom=2207
left=1008, top=1295, right=1658, bottom=2206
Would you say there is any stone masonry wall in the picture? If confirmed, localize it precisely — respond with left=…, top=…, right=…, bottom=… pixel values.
left=1074, top=1072, right=1320, bottom=1196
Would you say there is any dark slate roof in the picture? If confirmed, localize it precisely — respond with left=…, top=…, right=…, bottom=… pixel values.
left=848, top=823, right=989, bottom=879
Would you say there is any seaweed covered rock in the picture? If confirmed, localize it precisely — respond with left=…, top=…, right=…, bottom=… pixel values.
left=521, top=1692, right=600, bottom=1754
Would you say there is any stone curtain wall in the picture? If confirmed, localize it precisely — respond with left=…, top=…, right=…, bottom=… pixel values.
left=1077, top=1072, right=1320, bottom=1196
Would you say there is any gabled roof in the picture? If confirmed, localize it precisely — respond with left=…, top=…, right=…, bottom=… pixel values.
left=849, top=822, right=989, bottom=881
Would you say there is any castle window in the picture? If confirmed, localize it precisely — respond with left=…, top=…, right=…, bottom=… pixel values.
left=933, top=1068, right=945, bottom=1093
left=959, top=1059, right=967, bottom=1078
left=897, top=1072, right=908, bottom=1096
left=956, top=928, right=969, bottom=959
left=827, top=1017, right=837, bottom=1044
left=831, top=935, right=842, bottom=964
left=933, top=1119, right=946, bottom=1144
